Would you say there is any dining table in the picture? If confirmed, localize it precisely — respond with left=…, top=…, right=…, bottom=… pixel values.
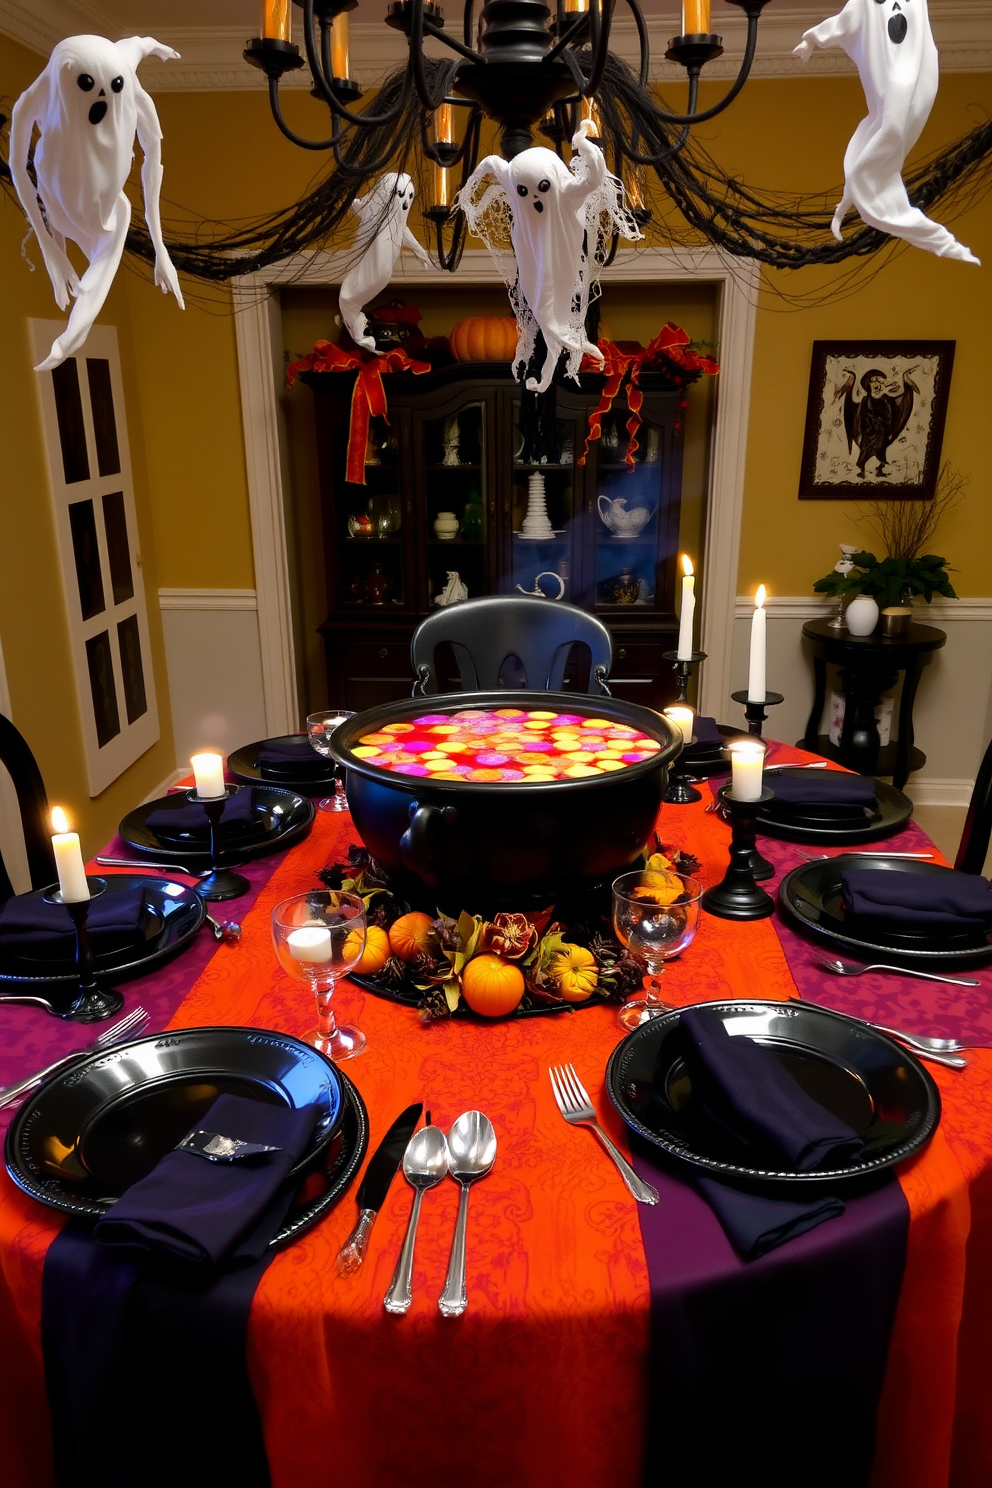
left=0, top=738, right=991, bottom=1488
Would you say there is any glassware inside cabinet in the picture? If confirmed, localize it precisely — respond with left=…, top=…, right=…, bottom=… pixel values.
left=338, top=414, right=405, bottom=609
left=593, top=415, right=666, bottom=612
left=422, top=401, right=487, bottom=608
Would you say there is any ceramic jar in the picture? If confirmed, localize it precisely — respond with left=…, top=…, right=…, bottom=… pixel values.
left=433, top=512, right=459, bottom=541
left=845, top=595, right=880, bottom=636
left=608, top=567, right=640, bottom=605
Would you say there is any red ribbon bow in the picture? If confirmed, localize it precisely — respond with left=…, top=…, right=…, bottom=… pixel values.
left=286, top=340, right=430, bottom=484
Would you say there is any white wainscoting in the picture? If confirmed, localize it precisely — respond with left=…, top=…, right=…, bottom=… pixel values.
left=158, top=589, right=269, bottom=766
left=728, top=597, right=992, bottom=805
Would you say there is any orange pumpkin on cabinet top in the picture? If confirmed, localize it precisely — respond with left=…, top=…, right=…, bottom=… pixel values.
left=450, top=315, right=519, bottom=363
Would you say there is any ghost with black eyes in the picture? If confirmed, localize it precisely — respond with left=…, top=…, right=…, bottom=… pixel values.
left=458, top=119, right=640, bottom=393
left=795, top=0, right=979, bottom=262
left=338, top=173, right=432, bottom=353
left=10, top=34, right=185, bottom=371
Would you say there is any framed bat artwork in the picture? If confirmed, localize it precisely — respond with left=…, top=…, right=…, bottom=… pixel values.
left=798, top=340, right=955, bottom=499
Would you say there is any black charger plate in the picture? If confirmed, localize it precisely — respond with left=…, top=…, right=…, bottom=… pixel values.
left=0, top=875, right=205, bottom=995
left=605, top=999, right=940, bottom=1186
left=756, top=772, right=912, bottom=844
left=120, top=786, right=315, bottom=867
left=227, top=735, right=337, bottom=797
left=682, top=726, right=769, bottom=779
left=4, top=1025, right=348, bottom=1240
left=778, top=856, right=992, bottom=968
left=273, top=1070, right=368, bottom=1250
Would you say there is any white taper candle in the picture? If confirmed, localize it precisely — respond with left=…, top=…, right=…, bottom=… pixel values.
left=676, top=554, right=695, bottom=661
left=50, top=807, right=90, bottom=902
left=747, top=585, right=767, bottom=703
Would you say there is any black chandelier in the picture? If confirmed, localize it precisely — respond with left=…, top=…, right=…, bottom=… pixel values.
left=244, top=0, right=772, bottom=270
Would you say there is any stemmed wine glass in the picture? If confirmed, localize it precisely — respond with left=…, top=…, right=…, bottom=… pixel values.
left=272, top=890, right=367, bottom=1061
left=611, top=871, right=703, bottom=1030
left=307, top=710, right=355, bottom=813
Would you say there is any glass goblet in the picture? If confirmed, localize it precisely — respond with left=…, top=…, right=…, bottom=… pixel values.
left=307, top=709, right=355, bottom=813
left=272, top=890, right=367, bottom=1061
left=611, top=872, right=703, bottom=1031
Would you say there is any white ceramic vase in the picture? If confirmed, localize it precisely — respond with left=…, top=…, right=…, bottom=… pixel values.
left=845, top=595, right=880, bottom=636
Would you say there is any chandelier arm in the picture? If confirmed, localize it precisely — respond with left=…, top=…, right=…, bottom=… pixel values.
left=543, top=14, right=592, bottom=65
left=644, top=14, right=760, bottom=126
left=408, top=0, right=472, bottom=107
left=622, top=0, right=651, bottom=89
left=266, top=77, right=341, bottom=150
left=420, top=106, right=480, bottom=168
left=302, top=0, right=413, bottom=125
left=463, top=0, right=476, bottom=49
left=616, top=83, right=695, bottom=163
left=422, top=20, right=485, bottom=64
left=580, top=0, right=614, bottom=99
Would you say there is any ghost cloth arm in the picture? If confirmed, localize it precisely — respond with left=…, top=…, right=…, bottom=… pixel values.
left=402, top=222, right=433, bottom=265
left=8, top=75, right=80, bottom=309
left=794, top=1, right=860, bottom=63
left=133, top=82, right=184, bottom=307
left=563, top=117, right=607, bottom=207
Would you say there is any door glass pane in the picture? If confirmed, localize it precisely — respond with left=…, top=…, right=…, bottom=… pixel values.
left=593, top=414, right=664, bottom=611
left=102, top=491, right=134, bottom=603
left=52, top=360, right=90, bottom=484
left=508, top=403, right=574, bottom=603
left=86, top=358, right=121, bottom=476
left=85, top=631, right=120, bottom=745
left=117, top=614, right=147, bottom=723
left=338, top=415, right=405, bottom=610
left=423, top=402, right=486, bottom=607
left=68, top=499, right=106, bottom=620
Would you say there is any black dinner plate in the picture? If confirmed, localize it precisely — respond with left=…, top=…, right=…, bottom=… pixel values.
left=227, top=735, right=337, bottom=797
left=4, top=1025, right=347, bottom=1231
left=119, top=786, right=315, bottom=867
left=605, top=999, right=940, bottom=1186
left=778, top=856, right=992, bottom=967
left=682, top=726, right=770, bottom=779
left=756, top=773, right=913, bottom=844
left=0, top=874, right=206, bottom=992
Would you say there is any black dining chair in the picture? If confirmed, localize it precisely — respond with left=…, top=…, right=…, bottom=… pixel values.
left=955, top=735, right=992, bottom=875
left=0, top=713, right=56, bottom=901
left=410, top=595, right=614, bottom=697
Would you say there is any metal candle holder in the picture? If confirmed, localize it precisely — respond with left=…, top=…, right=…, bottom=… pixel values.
left=187, top=787, right=251, bottom=901
left=730, top=689, right=785, bottom=738
left=662, top=649, right=707, bottom=705
left=44, top=878, right=124, bottom=1023
left=701, top=786, right=776, bottom=920
left=664, top=736, right=702, bottom=804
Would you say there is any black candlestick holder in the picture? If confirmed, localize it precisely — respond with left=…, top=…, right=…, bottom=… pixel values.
left=44, top=878, right=124, bottom=1022
left=664, top=736, right=702, bottom=804
left=662, top=649, right=707, bottom=705
left=188, top=787, right=251, bottom=901
left=701, top=786, right=776, bottom=920
left=730, top=689, right=785, bottom=738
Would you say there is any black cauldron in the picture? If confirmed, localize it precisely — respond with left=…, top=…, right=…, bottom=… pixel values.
left=330, top=691, right=682, bottom=914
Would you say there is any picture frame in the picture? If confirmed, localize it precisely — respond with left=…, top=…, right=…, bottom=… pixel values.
left=798, top=340, right=955, bottom=500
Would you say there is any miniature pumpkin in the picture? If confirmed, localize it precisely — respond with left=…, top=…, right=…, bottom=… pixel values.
left=547, top=943, right=599, bottom=1003
left=388, top=911, right=436, bottom=962
left=461, top=953, right=525, bottom=1017
left=450, top=315, right=518, bottom=363
left=347, top=923, right=391, bottom=975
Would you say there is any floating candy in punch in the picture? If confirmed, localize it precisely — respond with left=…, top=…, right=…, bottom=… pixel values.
left=794, top=0, right=980, bottom=263
left=10, top=34, right=186, bottom=371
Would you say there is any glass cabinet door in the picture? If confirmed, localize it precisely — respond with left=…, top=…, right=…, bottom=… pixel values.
left=334, top=412, right=409, bottom=612
left=505, top=397, right=585, bottom=604
left=419, top=399, right=489, bottom=609
left=589, top=408, right=677, bottom=615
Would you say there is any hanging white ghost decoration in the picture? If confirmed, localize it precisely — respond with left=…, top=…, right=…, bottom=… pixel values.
left=338, top=173, right=433, bottom=353
left=10, top=35, right=185, bottom=372
left=457, top=119, right=641, bottom=394
left=794, top=1, right=979, bottom=263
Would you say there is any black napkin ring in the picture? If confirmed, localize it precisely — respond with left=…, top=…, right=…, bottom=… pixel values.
left=176, top=1130, right=282, bottom=1162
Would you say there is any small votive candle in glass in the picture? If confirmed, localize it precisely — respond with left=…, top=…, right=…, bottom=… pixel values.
left=288, top=926, right=333, bottom=964
left=729, top=741, right=764, bottom=802
left=663, top=706, right=695, bottom=746
left=191, top=751, right=226, bottom=800
left=50, top=807, right=90, bottom=902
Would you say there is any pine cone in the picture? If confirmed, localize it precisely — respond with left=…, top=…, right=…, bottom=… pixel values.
left=418, top=988, right=451, bottom=1023
left=675, top=849, right=701, bottom=876
left=376, top=955, right=407, bottom=990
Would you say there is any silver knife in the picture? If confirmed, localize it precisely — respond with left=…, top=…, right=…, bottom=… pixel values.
left=337, top=1101, right=424, bottom=1275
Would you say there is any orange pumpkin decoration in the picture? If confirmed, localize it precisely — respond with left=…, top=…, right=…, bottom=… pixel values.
left=388, top=911, right=436, bottom=962
left=547, top=943, right=599, bottom=1003
left=346, top=923, right=391, bottom=975
left=461, top=954, right=525, bottom=1017
left=450, top=315, right=518, bottom=363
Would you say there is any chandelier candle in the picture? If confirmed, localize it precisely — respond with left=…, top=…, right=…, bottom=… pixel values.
left=330, top=12, right=350, bottom=79
left=682, top=0, right=711, bottom=34
left=676, top=555, right=696, bottom=661
left=729, top=741, right=765, bottom=802
left=191, top=751, right=226, bottom=800
left=51, top=808, right=89, bottom=903
left=747, top=585, right=767, bottom=702
left=262, top=0, right=291, bottom=43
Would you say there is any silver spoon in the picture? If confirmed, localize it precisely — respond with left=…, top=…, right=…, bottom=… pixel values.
left=798, top=850, right=934, bottom=861
left=204, top=913, right=242, bottom=943
left=438, top=1111, right=497, bottom=1318
left=814, top=955, right=979, bottom=988
left=797, top=990, right=969, bottom=1068
left=384, top=1125, right=449, bottom=1316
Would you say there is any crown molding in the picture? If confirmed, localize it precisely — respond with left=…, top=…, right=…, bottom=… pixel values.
left=2, top=1, right=988, bottom=86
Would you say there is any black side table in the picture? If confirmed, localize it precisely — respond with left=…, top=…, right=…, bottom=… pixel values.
left=800, top=619, right=946, bottom=789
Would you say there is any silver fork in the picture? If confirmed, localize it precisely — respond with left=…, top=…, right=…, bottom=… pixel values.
left=549, top=1064, right=659, bottom=1205
left=796, top=991, right=968, bottom=1068
left=0, top=1005, right=149, bottom=1108
left=798, top=850, right=934, bottom=861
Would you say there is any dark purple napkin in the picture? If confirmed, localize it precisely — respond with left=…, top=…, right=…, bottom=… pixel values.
left=0, top=887, right=151, bottom=959
left=678, top=1006, right=864, bottom=1172
left=256, top=736, right=328, bottom=780
left=683, top=715, right=723, bottom=751
left=841, top=867, right=992, bottom=930
left=94, top=1093, right=321, bottom=1267
left=694, top=1173, right=845, bottom=1260
left=766, top=772, right=877, bottom=811
left=145, top=789, right=257, bottom=845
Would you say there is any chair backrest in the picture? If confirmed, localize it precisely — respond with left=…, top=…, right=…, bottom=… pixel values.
left=0, top=713, right=56, bottom=901
left=955, top=734, right=992, bottom=874
left=411, top=596, right=613, bottom=697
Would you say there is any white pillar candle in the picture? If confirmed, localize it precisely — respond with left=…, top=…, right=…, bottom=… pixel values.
left=288, top=926, right=333, bottom=964
left=663, top=706, right=694, bottom=745
left=50, top=807, right=90, bottom=903
left=747, top=585, right=767, bottom=703
left=729, top=742, right=765, bottom=802
left=191, top=751, right=226, bottom=800
left=676, top=554, right=695, bottom=661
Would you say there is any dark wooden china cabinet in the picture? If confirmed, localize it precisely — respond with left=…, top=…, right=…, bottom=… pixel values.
left=303, top=362, right=687, bottom=712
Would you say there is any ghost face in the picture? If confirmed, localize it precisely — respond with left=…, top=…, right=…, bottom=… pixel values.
left=879, top=0, right=909, bottom=46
